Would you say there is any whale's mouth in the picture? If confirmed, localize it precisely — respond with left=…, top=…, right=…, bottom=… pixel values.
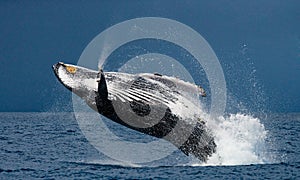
left=52, top=62, right=99, bottom=93
left=52, top=62, right=74, bottom=91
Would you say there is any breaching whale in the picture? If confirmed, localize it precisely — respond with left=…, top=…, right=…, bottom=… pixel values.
left=52, top=62, right=216, bottom=162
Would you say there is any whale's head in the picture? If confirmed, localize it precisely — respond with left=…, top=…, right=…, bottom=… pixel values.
left=52, top=62, right=100, bottom=107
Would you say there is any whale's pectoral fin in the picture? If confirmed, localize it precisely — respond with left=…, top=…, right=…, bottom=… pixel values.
left=97, top=71, right=108, bottom=99
left=95, top=72, right=115, bottom=115
left=179, top=122, right=216, bottom=162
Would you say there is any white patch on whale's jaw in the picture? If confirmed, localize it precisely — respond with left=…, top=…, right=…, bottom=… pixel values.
left=54, top=63, right=98, bottom=92
left=53, top=63, right=99, bottom=110
left=57, top=66, right=77, bottom=90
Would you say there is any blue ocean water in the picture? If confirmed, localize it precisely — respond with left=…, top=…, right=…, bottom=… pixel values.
left=0, top=112, right=299, bottom=179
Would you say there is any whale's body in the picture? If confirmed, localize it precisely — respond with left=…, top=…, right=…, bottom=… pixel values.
left=53, top=62, right=216, bottom=162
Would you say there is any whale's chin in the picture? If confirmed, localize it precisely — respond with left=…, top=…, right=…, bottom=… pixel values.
left=52, top=62, right=99, bottom=92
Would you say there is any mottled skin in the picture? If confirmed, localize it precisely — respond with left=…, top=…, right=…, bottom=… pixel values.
left=53, top=62, right=216, bottom=162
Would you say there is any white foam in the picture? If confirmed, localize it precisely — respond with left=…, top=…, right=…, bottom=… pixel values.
left=200, top=113, right=268, bottom=166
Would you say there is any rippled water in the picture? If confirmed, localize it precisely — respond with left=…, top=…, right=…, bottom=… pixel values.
left=0, top=112, right=299, bottom=179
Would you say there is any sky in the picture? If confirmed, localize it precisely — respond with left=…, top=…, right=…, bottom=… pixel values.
left=0, top=0, right=299, bottom=112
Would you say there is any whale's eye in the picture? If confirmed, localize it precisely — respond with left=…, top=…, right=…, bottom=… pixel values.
left=66, top=66, right=77, bottom=74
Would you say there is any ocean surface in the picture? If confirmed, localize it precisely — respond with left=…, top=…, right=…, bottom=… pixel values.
left=0, top=112, right=299, bottom=179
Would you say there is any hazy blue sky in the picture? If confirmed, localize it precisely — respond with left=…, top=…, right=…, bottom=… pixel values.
left=0, top=0, right=299, bottom=112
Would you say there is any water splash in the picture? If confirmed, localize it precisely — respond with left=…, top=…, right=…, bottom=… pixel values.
left=192, top=113, right=269, bottom=166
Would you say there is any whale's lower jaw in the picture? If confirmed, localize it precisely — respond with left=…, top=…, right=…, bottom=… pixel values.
left=52, top=62, right=73, bottom=91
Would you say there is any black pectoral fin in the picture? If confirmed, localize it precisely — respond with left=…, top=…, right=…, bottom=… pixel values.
left=98, top=72, right=108, bottom=99
left=96, top=72, right=114, bottom=115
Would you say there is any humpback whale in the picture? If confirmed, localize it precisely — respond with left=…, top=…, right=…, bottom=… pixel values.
left=52, top=62, right=216, bottom=162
